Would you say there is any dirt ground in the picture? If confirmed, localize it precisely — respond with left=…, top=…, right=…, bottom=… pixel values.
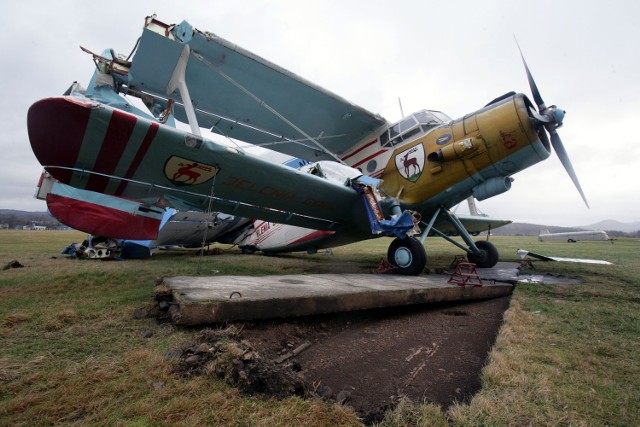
left=170, top=295, right=510, bottom=424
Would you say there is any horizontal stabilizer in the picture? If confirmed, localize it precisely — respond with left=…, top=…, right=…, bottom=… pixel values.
left=47, top=182, right=164, bottom=239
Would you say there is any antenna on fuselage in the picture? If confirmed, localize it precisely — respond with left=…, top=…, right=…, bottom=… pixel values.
left=398, top=97, right=405, bottom=117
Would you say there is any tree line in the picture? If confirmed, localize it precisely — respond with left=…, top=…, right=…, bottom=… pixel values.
left=0, top=212, right=61, bottom=229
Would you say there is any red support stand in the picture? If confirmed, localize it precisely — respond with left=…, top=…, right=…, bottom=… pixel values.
left=448, top=262, right=483, bottom=287
left=373, top=258, right=398, bottom=274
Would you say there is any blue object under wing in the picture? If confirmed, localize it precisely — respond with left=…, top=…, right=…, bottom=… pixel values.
left=379, top=211, right=417, bottom=239
left=121, top=242, right=152, bottom=259
left=354, top=183, right=413, bottom=238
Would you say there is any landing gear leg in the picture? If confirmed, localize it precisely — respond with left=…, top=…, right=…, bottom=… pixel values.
left=421, top=207, right=500, bottom=268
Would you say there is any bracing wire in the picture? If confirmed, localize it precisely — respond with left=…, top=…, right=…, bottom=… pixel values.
left=190, top=50, right=346, bottom=165
left=197, top=173, right=218, bottom=274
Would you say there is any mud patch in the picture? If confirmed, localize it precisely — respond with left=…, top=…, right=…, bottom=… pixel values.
left=2, top=260, right=24, bottom=270
left=168, top=297, right=510, bottom=424
left=169, top=327, right=306, bottom=398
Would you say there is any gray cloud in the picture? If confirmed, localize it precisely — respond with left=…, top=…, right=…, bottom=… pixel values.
left=2, top=0, right=639, bottom=225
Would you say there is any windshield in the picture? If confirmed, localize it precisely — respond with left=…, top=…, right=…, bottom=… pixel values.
left=380, top=110, right=451, bottom=148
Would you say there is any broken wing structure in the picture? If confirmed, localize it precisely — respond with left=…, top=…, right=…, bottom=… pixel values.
left=112, top=17, right=387, bottom=160
left=28, top=15, right=591, bottom=274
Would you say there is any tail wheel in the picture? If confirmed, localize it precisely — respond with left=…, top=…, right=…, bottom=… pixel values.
left=467, top=240, right=499, bottom=268
left=387, top=237, right=427, bottom=276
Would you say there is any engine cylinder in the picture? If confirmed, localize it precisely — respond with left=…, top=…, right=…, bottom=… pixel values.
left=472, top=176, right=512, bottom=201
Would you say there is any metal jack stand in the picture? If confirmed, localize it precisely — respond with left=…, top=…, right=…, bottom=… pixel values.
left=449, top=255, right=468, bottom=270
left=448, top=262, right=483, bottom=287
left=373, top=258, right=398, bottom=274
left=517, top=259, right=536, bottom=275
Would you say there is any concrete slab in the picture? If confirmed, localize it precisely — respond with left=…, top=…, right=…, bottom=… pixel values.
left=159, top=270, right=514, bottom=325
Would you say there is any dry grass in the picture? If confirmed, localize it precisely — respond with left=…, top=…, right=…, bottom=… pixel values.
left=1, top=230, right=639, bottom=425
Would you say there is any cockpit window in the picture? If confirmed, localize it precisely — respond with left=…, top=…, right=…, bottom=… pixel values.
left=380, top=110, right=451, bottom=147
left=430, top=111, right=452, bottom=123
left=398, top=116, right=417, bottom=133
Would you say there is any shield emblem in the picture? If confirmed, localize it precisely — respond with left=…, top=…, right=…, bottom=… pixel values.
left=164, top=156, right=218, bottom=186
left=395, top=145, right=425, bottom=182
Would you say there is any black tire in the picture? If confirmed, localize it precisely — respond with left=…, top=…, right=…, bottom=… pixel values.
left=467, top=240, right=499, bottom=268
left=568, top=239, right=576, bottom=243
left=387, top=237, right=427, bottom=276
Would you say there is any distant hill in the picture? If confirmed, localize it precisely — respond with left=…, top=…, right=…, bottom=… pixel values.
left=490, top=223, right=584, bottom=237
left=579, top=219, right=640, bottom=233
left=0, top=209, right=48, bottom=217
left=0, top=209, right=60, bottom=228
left=491, top=219, right=640, bottom=237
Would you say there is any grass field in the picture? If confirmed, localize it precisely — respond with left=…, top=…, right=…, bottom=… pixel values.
left=1, top=230, right=638, bottom=426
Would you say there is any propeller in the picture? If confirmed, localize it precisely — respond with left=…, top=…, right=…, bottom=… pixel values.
left=516, top=40, right=589, bottom=208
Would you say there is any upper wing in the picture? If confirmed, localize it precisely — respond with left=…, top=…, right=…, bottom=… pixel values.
left=112, top=16, right=387, bottom=161
left=28, top=96, right=372, bottom=234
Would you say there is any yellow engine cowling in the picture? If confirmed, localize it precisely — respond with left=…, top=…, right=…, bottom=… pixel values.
left=380, top=93, right=549, bottom=205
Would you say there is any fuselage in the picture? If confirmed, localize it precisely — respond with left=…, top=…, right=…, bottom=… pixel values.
left=340, top=93, right=550, bottom=218
left=236, top=94, right=545, bottom=253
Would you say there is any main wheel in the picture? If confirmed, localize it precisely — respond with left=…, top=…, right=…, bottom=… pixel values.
left=467, top=240, right=499, bottom=268
left=387, top=237, right=427, bottom=276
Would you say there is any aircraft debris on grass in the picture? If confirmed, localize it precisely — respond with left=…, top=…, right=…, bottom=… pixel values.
left=27, top=16, right=587, bottom=274
left=517, top=249, right=612, bottom=265
left=538, top=229, right=610, bottom=243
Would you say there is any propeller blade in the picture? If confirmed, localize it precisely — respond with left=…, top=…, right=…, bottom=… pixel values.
left=515, top=38, right=588, bottom=208
left=549, top=130, right=589, bottom=208
left=514, top=38, right=546, bottom=110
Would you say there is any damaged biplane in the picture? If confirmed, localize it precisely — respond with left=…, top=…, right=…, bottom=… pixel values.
left=27, top=16, right=587, bottom=274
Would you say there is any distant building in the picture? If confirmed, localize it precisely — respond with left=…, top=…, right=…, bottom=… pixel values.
left=0, top=224, right=8, bottom=230
left=20, top=225, right=47, bottom=231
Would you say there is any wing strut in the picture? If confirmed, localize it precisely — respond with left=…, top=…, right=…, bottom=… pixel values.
left=419, top=207, right=481, bottom=254
left=190, top=50, right=346, bottom=164
left=167, top=45, right=202, bottom=137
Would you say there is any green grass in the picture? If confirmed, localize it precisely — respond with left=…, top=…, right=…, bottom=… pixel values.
left=1, top=230, right=639, bottom=426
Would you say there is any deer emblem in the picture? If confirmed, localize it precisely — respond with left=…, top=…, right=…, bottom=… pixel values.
left=172, top=162, right=202, bottom=184
left=395, top=146, right=425, bottom=182
left=401, top=151, right=421, bottom=178
left=165, top=156, right=217, bottom=186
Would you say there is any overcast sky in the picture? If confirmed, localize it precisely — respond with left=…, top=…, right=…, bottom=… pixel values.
left=2, top=0, right=639, bottom=226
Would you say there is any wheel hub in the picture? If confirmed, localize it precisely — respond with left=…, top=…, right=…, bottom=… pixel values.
left=394, top=247, right=413, bottom=267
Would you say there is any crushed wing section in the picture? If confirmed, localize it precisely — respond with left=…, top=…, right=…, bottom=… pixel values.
left=106, top=16, right=387, bottom=161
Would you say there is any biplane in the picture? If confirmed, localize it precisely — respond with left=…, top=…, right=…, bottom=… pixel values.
left=27, top=15, right=587, bottom=275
